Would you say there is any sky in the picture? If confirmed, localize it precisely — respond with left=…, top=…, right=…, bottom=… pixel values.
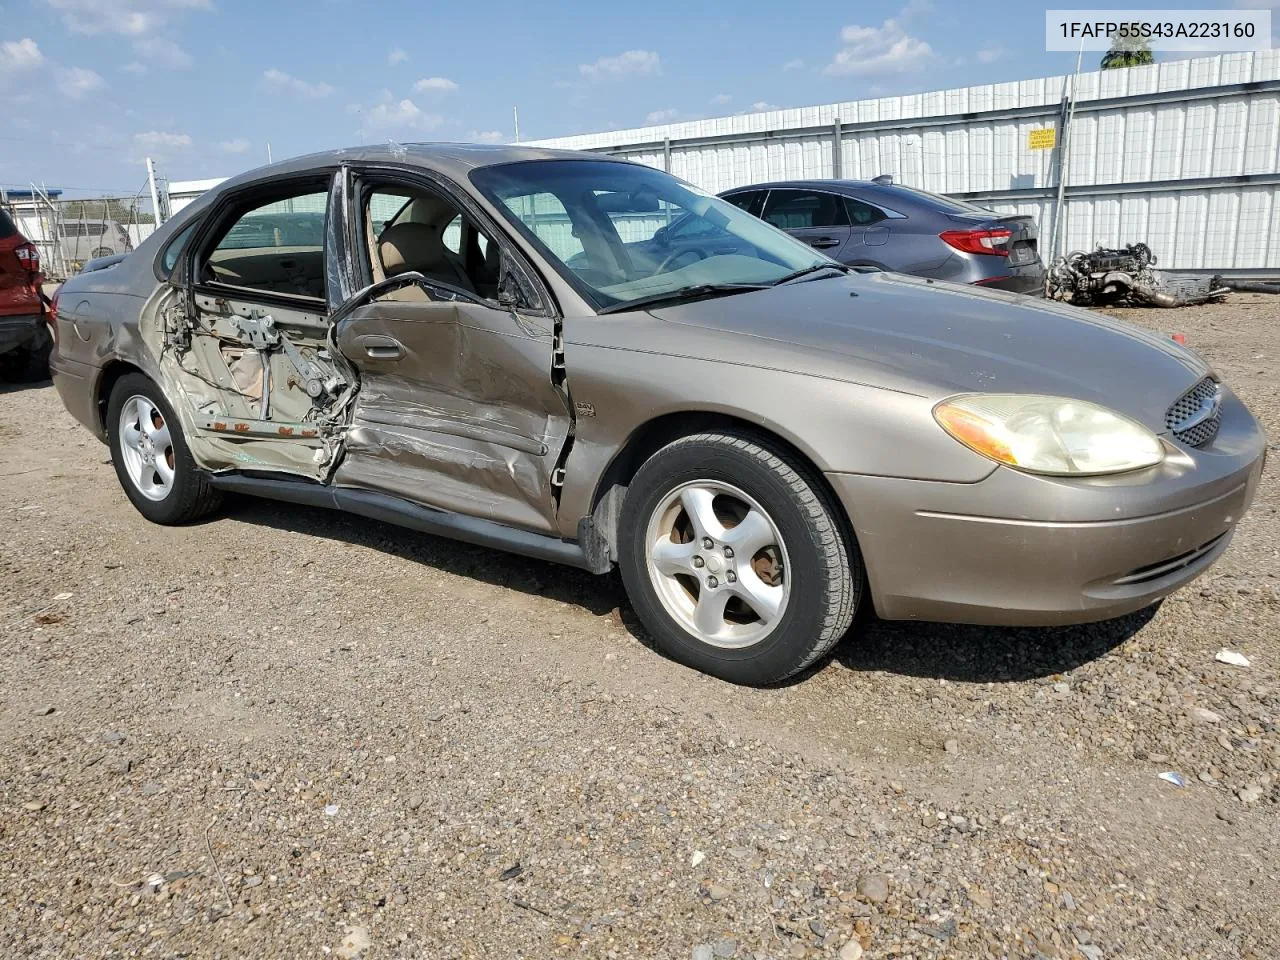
left=0, top=0, right=1276, bottom=199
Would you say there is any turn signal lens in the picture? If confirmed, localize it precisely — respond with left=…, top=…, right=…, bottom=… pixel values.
left=934, top=394, right=1164, bottom=476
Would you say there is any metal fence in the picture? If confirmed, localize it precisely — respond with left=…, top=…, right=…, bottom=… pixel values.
left=0, top=189, right=157, bottom=280
left=531, top=51, right=1280, bottom=276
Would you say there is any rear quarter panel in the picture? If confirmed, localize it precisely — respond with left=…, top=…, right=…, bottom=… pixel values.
left=50, top=255, right=165, bottom=437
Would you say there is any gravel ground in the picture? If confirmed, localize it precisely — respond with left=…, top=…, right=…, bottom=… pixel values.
left=1, top=294, right=1278, bottom=959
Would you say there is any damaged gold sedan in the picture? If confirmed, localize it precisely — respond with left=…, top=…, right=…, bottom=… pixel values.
left=49, top=145, right=1265, bottom=684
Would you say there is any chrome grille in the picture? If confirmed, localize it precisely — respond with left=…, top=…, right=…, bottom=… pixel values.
left=1165, top=377, right=1221, bottom=448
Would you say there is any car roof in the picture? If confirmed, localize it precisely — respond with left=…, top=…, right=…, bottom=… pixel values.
left=720, top=179, right=915, bottom=202
left=214, top=142, right=610, bottom=195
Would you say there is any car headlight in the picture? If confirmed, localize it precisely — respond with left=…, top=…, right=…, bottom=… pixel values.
left=933, top=394, right=1164, bottom=476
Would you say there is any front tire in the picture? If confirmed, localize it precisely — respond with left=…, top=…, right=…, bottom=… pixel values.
left=107, top=372, right=222, bottom=524
left=619, top=431, right=860, bottom=685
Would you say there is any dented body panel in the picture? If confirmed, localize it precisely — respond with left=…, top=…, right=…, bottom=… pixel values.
left=333, top=299, right=570, bottom=532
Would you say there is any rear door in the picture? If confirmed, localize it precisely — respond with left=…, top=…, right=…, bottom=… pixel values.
left=760, top=189, right=851, bottom=257
left=330, top=170, right=571, bottom=535
left=173, top=175, right=344, bottom=479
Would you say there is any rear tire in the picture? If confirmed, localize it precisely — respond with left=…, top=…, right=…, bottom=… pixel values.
left=107, top=372, right=223, bottom=524
left=619, top=431, right=860, bottom=685
left=0, top=327, right=51, bottom=383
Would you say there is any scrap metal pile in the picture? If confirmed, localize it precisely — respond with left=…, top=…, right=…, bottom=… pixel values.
left=1046, top=243, right=1230, bottom=308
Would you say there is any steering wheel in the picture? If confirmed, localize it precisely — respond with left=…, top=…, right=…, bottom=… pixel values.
left=657, top=247, right=708, bottom=273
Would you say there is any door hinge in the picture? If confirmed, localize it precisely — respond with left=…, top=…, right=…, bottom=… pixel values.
left=551, top=466, right=566, bottom=490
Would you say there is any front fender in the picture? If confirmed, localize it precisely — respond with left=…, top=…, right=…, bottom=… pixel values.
left=556, top=336, right=995, bottom=539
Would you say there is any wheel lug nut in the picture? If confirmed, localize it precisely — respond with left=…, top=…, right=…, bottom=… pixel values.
left=692, top=556, right=704, bottom=568
left=726, top=571, right=737, bottom=583
left=723, top=547, right=734, bottom=559
left=702, top=537, right=713, bottom=549
left=706, top=576, right=718, bottom=588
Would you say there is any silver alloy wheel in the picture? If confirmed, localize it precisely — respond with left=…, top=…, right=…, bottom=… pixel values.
left=644, top=480, right=790, bottom=649
left=117, top=395, right=175, bottom=502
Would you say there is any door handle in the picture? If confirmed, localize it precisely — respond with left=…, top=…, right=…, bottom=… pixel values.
left=356, top=335, right=404, bottom=360
left=809, top=237, right=841, bottom=248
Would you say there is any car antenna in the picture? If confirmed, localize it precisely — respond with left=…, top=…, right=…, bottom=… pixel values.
left=872, top=174, right=893, bottom=185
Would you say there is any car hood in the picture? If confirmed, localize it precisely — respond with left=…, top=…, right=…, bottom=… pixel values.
left=650, top=271, right=1210, bottom=428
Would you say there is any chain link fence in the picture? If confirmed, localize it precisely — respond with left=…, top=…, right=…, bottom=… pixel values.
left=0, top=188, right=158, bottom=281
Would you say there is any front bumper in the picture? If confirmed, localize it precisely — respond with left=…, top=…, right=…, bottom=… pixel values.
left=828, top=388, right=1266, bottom=625
left=0, top=313, right=44, bottom=354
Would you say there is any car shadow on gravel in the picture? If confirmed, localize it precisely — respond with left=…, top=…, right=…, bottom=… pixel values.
left=0, top=376, right=52, bottom=394
left=216, top=495, right=1157, bottom=682
left=829, top=604, right=1158, bottom=683
left=218, top=497, right=626, bottom=616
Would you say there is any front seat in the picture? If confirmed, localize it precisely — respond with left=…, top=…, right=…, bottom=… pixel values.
left=377, top=222, right=475, bottom=293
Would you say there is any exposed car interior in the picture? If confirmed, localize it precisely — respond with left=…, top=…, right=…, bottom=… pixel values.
left=365, top=187, right=501, bottom=301
left=202, top=194, right=328, bottom=300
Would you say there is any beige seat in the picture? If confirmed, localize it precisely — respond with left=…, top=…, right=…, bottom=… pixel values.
left=377, top=222, right=475, bottom=293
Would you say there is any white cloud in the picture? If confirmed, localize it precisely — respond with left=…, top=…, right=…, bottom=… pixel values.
left=579, top=49, right=661, bottom=81
left=122, top=61, right=148, bottom=75
left=218, top=138, right=250, bottom=153
left=467, top=130, right=505, bottom=144
left=645, top=108, right=679, bottom=124
left=414, top=76, right=458, bottom=93
left=45, top=0, right=212, bottom=35
left=362, top=97, right=443, bottom=132
left=133, top=130, right=192, bottom=155
left=976, top=48, right=1002, bottom=64
left=822, top=17, right=933, bottom=76
left=746, top=101, right=778, bottom=113
left=0, top=38, right=44, bottom=71
left=264, top=67, right=335, bottom=99
left=132, top=34, right=191, bottom=68
left=57, top=66, right=106, bottom=98
left=782, top=58, right=806, bottom=72
left=45, top=1, right=206, bottom=68
left=388, top=47, right=408, bottom=66
left=709, top=93, right=732, bottom=106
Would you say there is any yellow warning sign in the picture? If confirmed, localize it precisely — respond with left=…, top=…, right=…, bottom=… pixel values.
left=1028, top=128, right=1056, bottom=150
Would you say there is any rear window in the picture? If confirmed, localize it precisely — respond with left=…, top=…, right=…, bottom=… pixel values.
left=0, top=208, right=16, bottom=239
left=889, top=185, right=995, bottom=216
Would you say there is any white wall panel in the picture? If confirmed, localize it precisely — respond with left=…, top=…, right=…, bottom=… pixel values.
left=533, top=53, right=1280, bottom=271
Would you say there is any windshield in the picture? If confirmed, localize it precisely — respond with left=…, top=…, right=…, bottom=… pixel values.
left=470, top=160, right=828, bottom=310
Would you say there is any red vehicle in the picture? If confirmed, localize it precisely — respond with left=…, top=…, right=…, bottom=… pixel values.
left=0, top=206, right=50, bottom=382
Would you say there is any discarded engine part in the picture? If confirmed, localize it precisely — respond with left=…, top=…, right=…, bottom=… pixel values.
left=1046, top=244, right=1229, bottom=308
left=1222, top=279, right=1280, bottom=295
